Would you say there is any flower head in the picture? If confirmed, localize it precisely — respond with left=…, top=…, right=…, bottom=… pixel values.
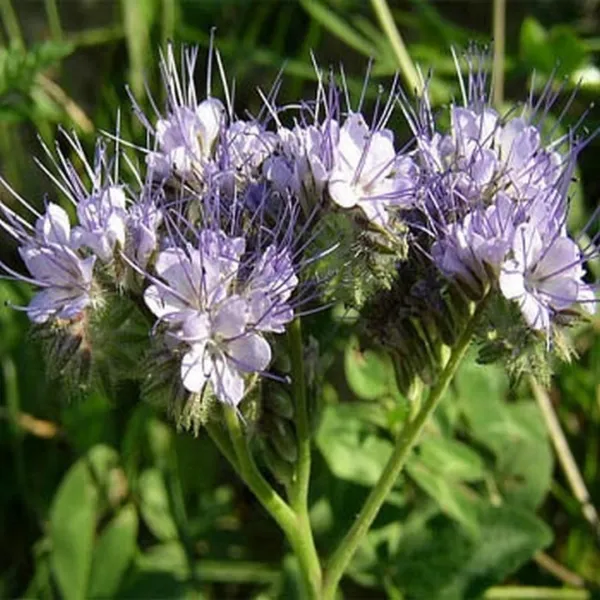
left=1, top=200, right=96, bottom=324
left=499, top=220, right=595, bottom=332
left=143, top=227, right=299, bottom=406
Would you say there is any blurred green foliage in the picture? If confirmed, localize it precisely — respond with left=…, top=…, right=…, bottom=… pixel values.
left=1, top=0, right=599, bottom=598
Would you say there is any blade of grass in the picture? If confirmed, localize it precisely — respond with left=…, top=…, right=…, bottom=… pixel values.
left=44, top=0, right=63, bottom=41
left=299, top=0, right=378, bottom=58
left=120, top=0, right=156, bottom=99
left=492, top=0, right=506, bottom=107
left=0, top=0, right=23, bottom=49
left=161, top=0, right=176, bottom=52
left=530, top=376, right=600, bottom=540
left=370, top=0, right=421, bottom=93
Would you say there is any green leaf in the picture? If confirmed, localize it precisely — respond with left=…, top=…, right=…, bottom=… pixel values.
left=344, top=337, right=395, bottom=401
left=136, top=542, right=188, bottom=579
left=454, top=360, right=553, bottom=509
left=519, top=17, right=553, bottom=73
left=138, top=469, right=178, bottom=541
left=417, top=437, right=486, bottom=482
left=88, top=504, right=138, bottom=598
left=406, top=460, right=480, bottom=535
left=548, top=25, right=587, bottom=76
left=392, top=503, right=552, bottom=599
left=316, top=404, right=393, bottom=486
left=49, top=461, right=98, bottom=600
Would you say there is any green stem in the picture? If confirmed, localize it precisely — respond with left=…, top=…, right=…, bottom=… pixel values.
left=370, top=0, right=421, bottom=94
left=484, top=586, right=589, bottom=600
left=322, top=293, right=490, bottom=599
left=287, top=318, right=323, bottom=593
left=288, top=318, right=311, bottom=511
left=223, top=407, right=321, bottom=599
left=205, top=419, right=241, bottom=477
left=492, top=0, right=506, bottom=108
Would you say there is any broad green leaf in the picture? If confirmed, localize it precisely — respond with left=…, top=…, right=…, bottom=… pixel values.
left=138, top=469, right=178, bottom=541
left=344, top=337, right=394, bottom=401
left=316, top=404, right=393, bottom=486
left=119, top=543, right=191, bottom=599
left=392, top=503, right=552, bottom=599
left=519, top=17, right=553, bottom=73
left=548, top=25, right=587, bottom=76
left=406, top=460, right=480, bottom=535
left=416, top=437, right=486, bottom=482
left=49, top=461, right=98, bottom=600
left=88, top=504, right=138, bottom=598
left=136, top=542, right=188, bottom=579
left=454, top=360, right=553, bottom=509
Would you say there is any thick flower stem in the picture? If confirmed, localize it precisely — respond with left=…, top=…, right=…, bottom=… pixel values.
left=321, top=293, right=490, bottom=599
left=288, top=318, right=323, bottom=593
left=223, top=406, right=321, bottom=599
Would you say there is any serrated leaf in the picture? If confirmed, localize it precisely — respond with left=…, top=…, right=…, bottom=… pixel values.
left=88, top=504, right=138, bottom=598
left=49, top=461, right=98, bottom=600
left=138, top=469, right=178, bottom=541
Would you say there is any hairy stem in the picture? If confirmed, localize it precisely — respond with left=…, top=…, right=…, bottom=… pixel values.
left=288, top=318, right=322, bottom=593
left=322, top=294, right=490, bottom=599
left=223, top=406, right=321, bottom=599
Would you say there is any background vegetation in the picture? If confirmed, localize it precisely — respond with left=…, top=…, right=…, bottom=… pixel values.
left=0, top=1, right=599, bottom=598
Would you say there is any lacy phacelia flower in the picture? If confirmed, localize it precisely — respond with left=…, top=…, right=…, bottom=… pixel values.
left=147, top=100, right=224, bottom=179
left=328, top=113, right=416, bottom=225
left=224, top=120, right=278, bottom=175
left=432, top=192, right=517, bottom=296
left=499, top=222, right=595, bottom=331
left=246, top=245, right=299, bottom=332
left=412, top=48, right=597, bottom=334
left=266, top=120, right=338, bottom=202
left=71, top=185, right=128, bottom=262
left=143, top=230, right=298, bottom=405
left=5, top=203, right=96, bottom=324
left=127, top=197, right=163, bottom=268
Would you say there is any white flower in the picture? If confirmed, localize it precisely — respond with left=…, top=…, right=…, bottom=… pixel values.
left=328, top=114, right=410, bottom=225
left=21, top=204, right=95, bottom=323
left=72, top=186, right=128, bottom=262
left=499, top=223, right=594, bottom=331
left=147, top=98, right=225, bottom=178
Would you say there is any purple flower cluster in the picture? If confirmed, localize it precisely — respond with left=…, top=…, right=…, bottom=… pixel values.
left=265, top=75, right=418, bottom=226
left=1, top=42, right=597, bottom=406
left=406, top=50, right=597, bottom=334
left=1, top=45, right=309, bottom=408
left=0, top=134, right=152, bottom=323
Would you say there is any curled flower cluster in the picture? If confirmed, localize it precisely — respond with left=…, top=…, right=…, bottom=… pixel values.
left=401, top=51, right=598, bottom=335
left=0, top=44, right=315, bottom=413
